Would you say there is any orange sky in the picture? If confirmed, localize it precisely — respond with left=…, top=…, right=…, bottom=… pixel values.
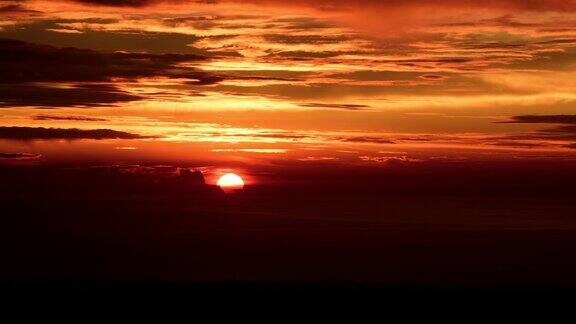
left=2, top=0, right=576, bottom=181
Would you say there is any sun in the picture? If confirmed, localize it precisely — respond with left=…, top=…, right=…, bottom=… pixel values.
left=217, top=173, right=245, bottom=191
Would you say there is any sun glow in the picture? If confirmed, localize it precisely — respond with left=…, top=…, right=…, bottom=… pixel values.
left=217, top=173, right=245, bottom=191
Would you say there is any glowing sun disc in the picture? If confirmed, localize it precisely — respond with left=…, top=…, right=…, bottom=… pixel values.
left=217, top=173, right=245, bottom=190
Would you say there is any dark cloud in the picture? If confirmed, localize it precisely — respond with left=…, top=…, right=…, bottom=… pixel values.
left=0, top=152, right=41, bottom=160
left=298, top=103, right=370, bottom=110
left=419, top=74, right=448, bottom=80
left=395, top=58, right=473, bottom=66
left=0, top=126, right=151, bottom=140
left=335, top=136, right=395, bottom=144
left=0, top=38, right=208, bottom=84
left=499, top=115, right=576, bottom=125
left=0, top=3, right=41, bottom=15
left=33, top=114, right=109, bottom=122
left=0, top=38, right=222, bottom=107
left=486, top=141, right=547, bottom=148
left=0, top=84, right=142, bottom=108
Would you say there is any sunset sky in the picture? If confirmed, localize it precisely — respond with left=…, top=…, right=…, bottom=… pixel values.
left=6, top=0, right=576, bottom=293
left=2, top=0, right=576, bottom=184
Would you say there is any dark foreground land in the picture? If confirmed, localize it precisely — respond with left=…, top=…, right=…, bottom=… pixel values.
left=2, top=161, right=576, bottom=298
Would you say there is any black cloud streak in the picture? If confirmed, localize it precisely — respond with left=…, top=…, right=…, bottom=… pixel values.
left=0, top=38, right=220, bottom=107
left=0, top=152, right=41, bottom=159
left=0, top=84, right=141, bottom=108
left=0, top=38, right=208, bottom=83
left=499, top=115, right=576, bottom=125
left=33, top=114, right=109, bottom=122
left=0, top=126, right=151, bottom=140
left=335, top=136, right=395, bottom=144
left=299, top=103, right=370, bottom=110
